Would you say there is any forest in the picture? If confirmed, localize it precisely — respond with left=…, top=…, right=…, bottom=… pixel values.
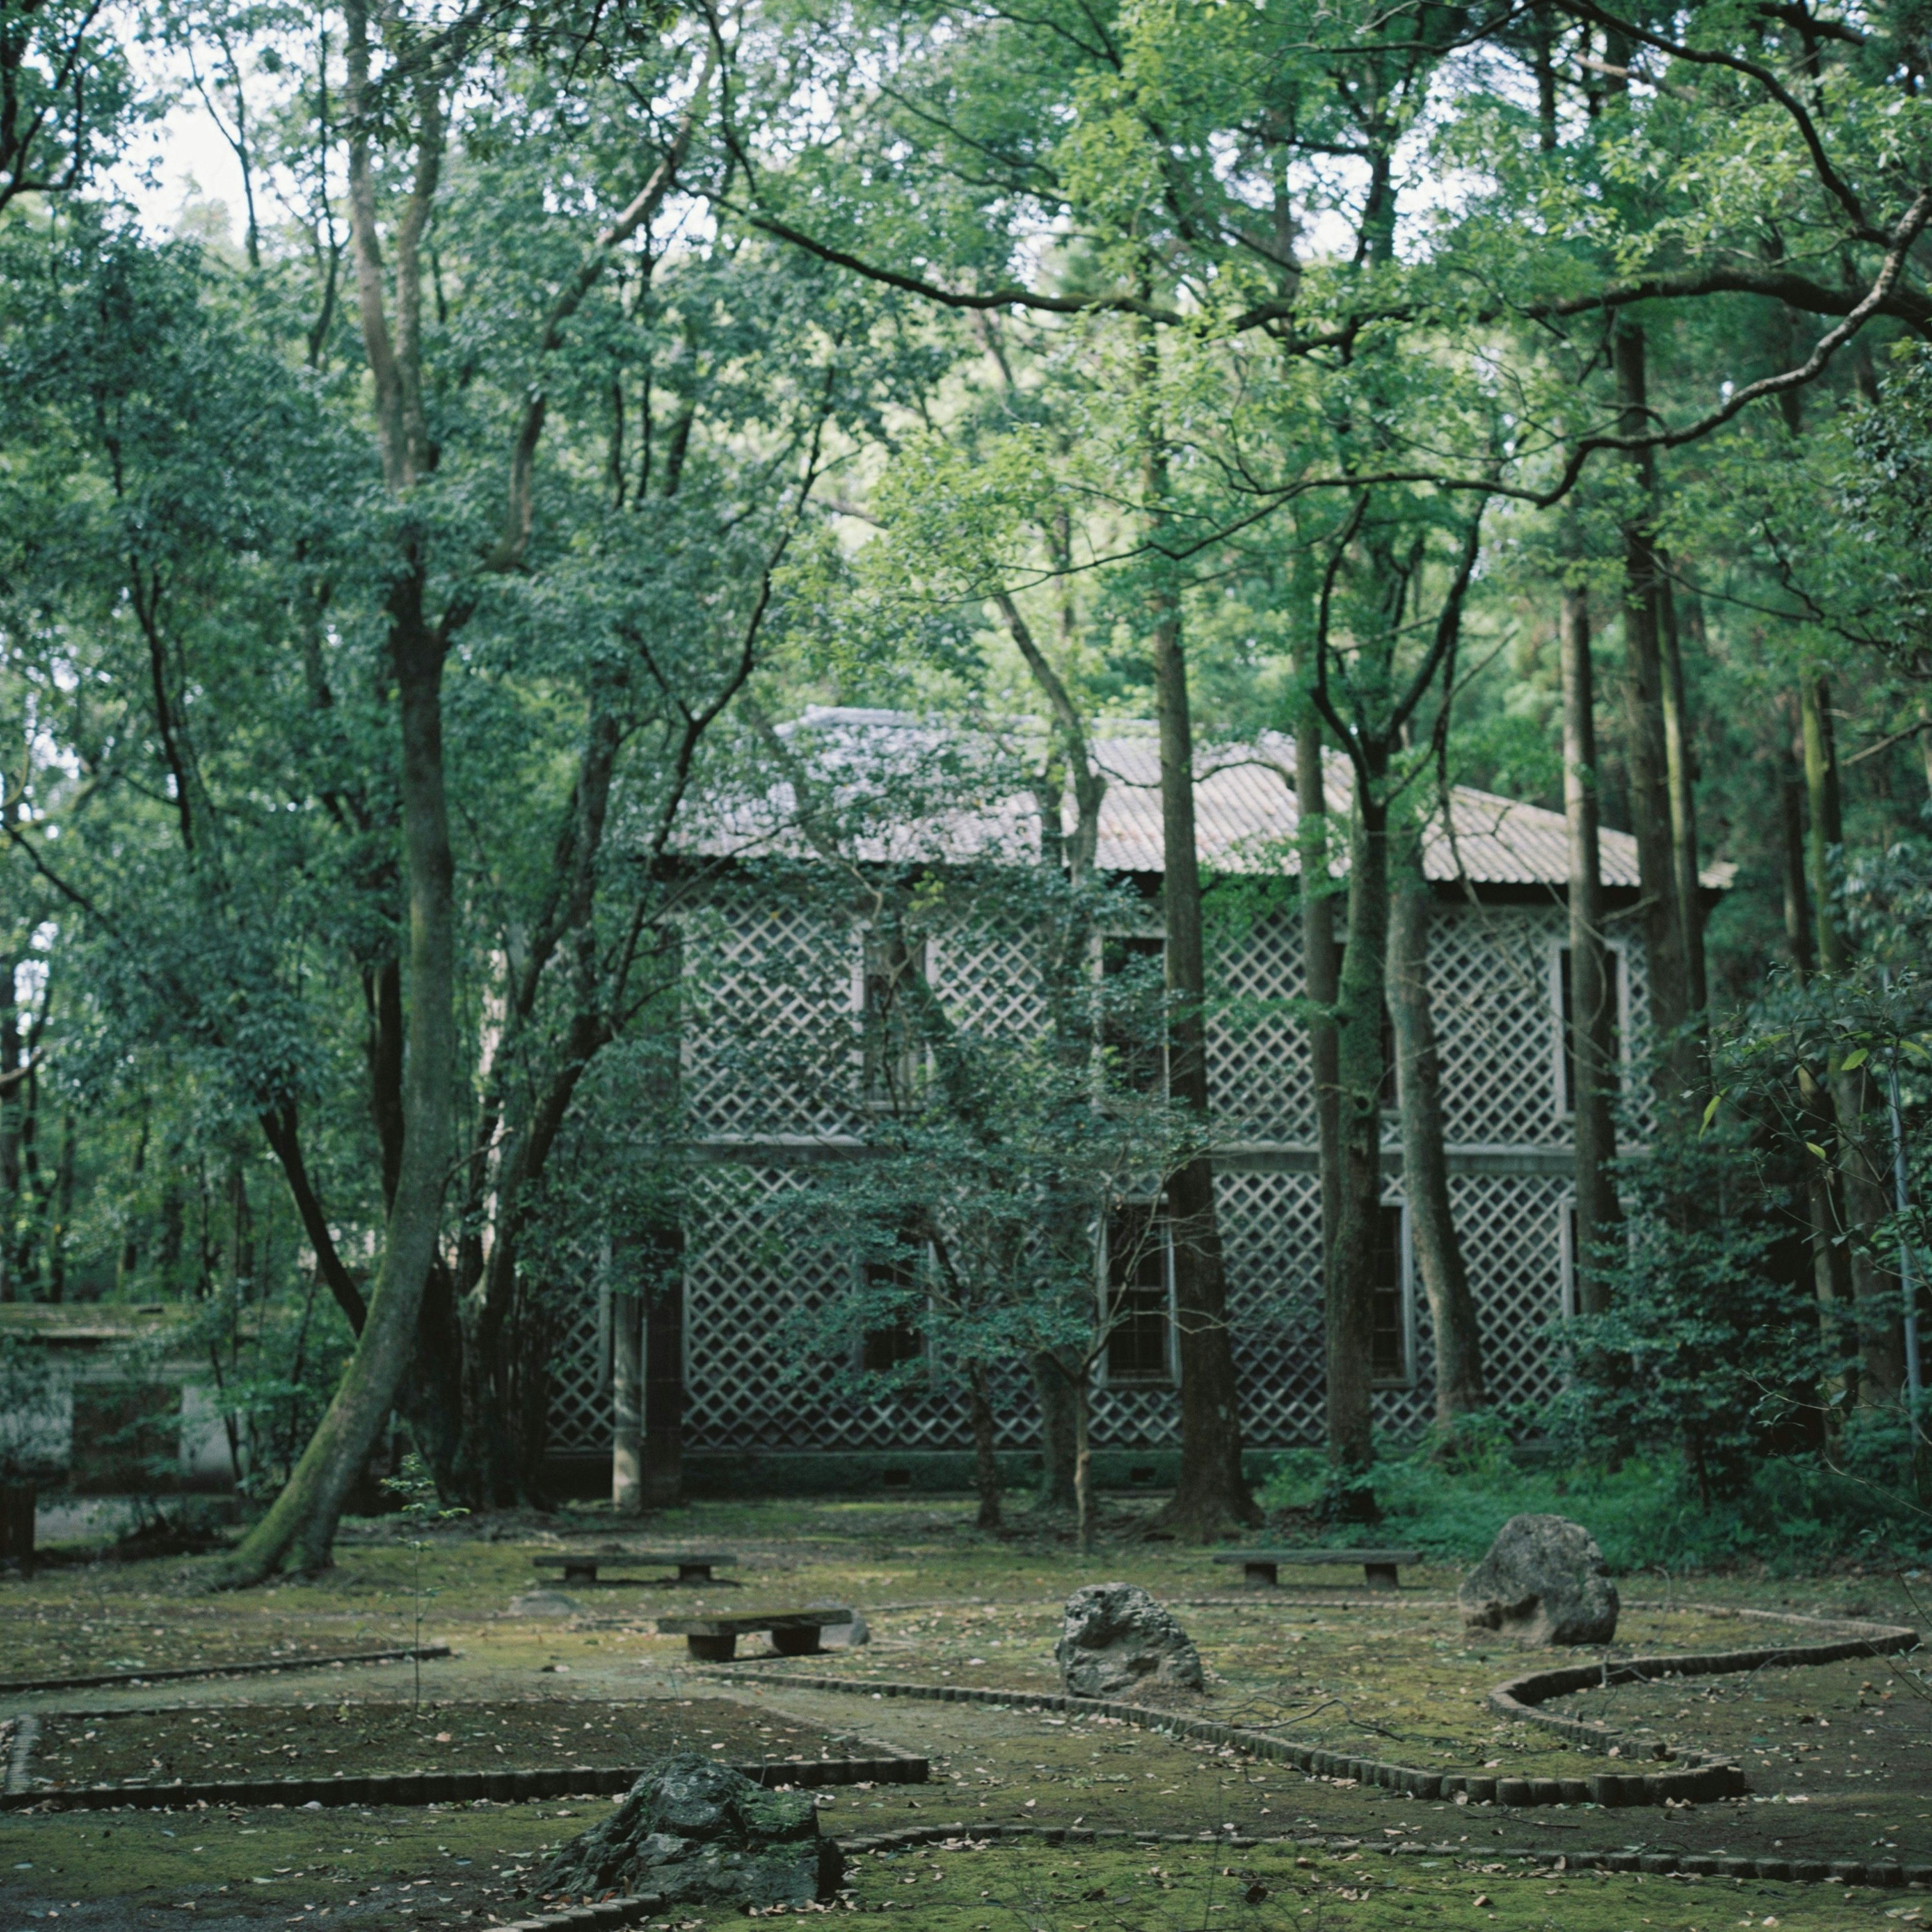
left=0, top=0, right=1928, bottom=1582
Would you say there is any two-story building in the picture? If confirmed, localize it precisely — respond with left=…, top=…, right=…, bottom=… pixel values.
left=543, top=710, right=1649, bottom=1497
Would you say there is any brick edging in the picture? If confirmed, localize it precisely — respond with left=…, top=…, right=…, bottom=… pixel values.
left=692, top=1666, right=1749, bottom=1811
left=1487, top=1622, right=1920, bottom=1758
left=1, top=1749, right=926, bottom=1813
left=829, top=1820, right=1932, bottom=1890
left=0, top=1644, right=454, bottom=1696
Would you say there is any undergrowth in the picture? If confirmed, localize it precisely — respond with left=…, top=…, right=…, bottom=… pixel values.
left=1254, top=1422, right=1932, bottom=1574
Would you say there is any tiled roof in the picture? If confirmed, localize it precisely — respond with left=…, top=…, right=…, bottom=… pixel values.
left=694, top=709, right=1683, bottom=891
left=1088, top=731, right=1643, bottom=888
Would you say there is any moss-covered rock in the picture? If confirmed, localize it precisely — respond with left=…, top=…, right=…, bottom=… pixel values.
left=528, top=1753, right=842, bottom=1906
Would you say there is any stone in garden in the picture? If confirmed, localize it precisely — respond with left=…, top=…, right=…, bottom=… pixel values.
left=527, top=1753, right=841, bottom=1907
left=1458, top=1513, right=1619, bottom=1646
left=821, top=1608, right=869, bottom=1648
left=1055, top=1582, right=1203, bottom=1698
left=507, top=1588, right=578, bottom=1617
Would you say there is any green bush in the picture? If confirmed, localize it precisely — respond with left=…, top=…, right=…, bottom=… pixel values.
left=1254, top=1426, right=1930, bottom=1572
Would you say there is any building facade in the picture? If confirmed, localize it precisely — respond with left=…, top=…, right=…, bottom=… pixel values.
left=544, top=714, right=1649, bottom=1492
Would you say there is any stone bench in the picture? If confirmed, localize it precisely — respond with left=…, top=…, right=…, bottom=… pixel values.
left=658, top=1608, right=854, bottom=1662
left=1212, top=1548, right=1422, bottom=1590
left=532, top=1550, right=737, bottom=1587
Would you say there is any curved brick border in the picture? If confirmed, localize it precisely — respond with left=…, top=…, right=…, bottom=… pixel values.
left=1487, top=1619, right=1920, bottom=1763
left=761, top=1673, right=1723, bottom=1808
left=0, top=1643, right=453, bottom=1696
left=693, top=1666, right=1738, bottom=1808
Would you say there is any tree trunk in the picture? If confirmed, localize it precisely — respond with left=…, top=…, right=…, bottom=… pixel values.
left=1613, top=323, right=1694, bottom=1107
left=1295, top=704, right=1342, bottom=1286
left=220, top=578, right=456, bottom=1581
left=1327, top=768, right=1389, bottom=1516
left=1560, top=581, right=1621, bottom=1313
left=967, top=1362, right=1002, bottom=1531
left=612, top=1289, right=643, bottom=1514
left=1073, top=1367, right=1093, bottom=1553
left=1802, top=679, right=1905, bottom=1396
left=1150, top=586, right=1254, bottom=1540
left=1139, top=363, right=1251, bottom=1540
left=1030, top=1351, right=1079, bottom=1512
left=1387, top=840, right=1485, bottom=1427
left=1656, top=561, right=1707, bottom=1017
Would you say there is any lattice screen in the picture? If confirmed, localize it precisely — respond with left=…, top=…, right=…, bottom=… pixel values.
left=548, top=893, right=1594, bottom=1456
left=547, top=1298, right=609, bottom=1452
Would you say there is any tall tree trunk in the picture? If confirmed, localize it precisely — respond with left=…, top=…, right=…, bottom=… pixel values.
left=1030, top=1351, right=1079, bottom=1512
left=612, top=1287, right=643, bottom=1514
left=1140, top=353, right=1251, bottom=1541
left=1613, top=323, right=1694, bottom=1109
left=1295, top=701, right=1342, bottom=1291
left=1802, top=679, right=1905, bottom=1396
left=221, top=576, right=456, bottom=1580
left=1560, top=581, right=1621, bottom=1313
left=967, top=1362, right=1002, bottom=1531
left=1656, top=560, right=1707, bottom=1017
left=1327, top=764, right=1390, bottom=1515
left=1387, top=833, right=1485, bottom=1427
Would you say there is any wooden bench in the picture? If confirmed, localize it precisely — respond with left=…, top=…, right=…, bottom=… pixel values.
left=657, top=1608, right=854, bottom=1662
left=532, top=1550, right=737, bottom=1587
left=1212, top=1548, right=1421, bottom=1591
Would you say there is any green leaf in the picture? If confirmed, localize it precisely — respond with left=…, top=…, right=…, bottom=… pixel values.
left=1840, top=1047, right=1869, bottom=1071
left=1700, top=1091, right=1723, bottom=1134
left=1807, top=1143, right=1830, bottom=1162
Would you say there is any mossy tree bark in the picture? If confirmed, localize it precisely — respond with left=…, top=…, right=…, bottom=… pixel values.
left=1560, top=580, right=1621, bottom=1315
left=1387, top=831, right=1485, bottom=1427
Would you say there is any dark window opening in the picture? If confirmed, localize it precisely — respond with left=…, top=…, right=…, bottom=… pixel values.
left=1104, top=1200, right=1172, bottom=1384
left=1129, top=1464, right=1157, bottom=1486
left=1371, top=1203, right=1409, bottom=1386
left=881, top=1467, right=912, bottom=1488
left=1100, top=934, right=1167, bottom=1096
left=859, top=1252, right=925, bottom=1375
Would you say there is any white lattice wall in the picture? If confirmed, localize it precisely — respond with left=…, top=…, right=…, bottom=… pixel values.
left=549, top=886, right=1611, bottom=1455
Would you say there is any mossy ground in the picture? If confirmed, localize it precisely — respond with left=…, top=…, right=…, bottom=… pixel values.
left=1, top=1495, right=1927, bottom=1920
left=0, top=1817, right=1923, bottom=1930
left=30, top=1696, right=841, bottom=1785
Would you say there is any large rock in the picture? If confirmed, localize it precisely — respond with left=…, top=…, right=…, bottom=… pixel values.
left=1458, top=1514, right=1619, bottom=1647
left=527, top=1754, right=841, bottom=1907
left=1055, top=1582, right=1203, bottom=1698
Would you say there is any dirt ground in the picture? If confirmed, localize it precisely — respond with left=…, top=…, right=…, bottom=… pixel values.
left=0, top=1495, right=1925, bottom=1931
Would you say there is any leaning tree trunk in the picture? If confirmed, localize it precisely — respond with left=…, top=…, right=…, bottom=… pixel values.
left=220, top=583, right=456, bottom=1581
left=1387, top=833, right=1485, bottom=1429
left=1560, top=580, right=1621, bottom=1314
left=1327, top=764, right=1390, bottom=1516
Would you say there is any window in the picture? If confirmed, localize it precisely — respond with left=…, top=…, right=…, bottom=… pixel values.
left=859, top=931, right=927, bottom=1108
left=1099, top=934, right=1166, bottom=1096
left=1101, top=1199, right=1174, bottom=1385
left=1553, top=942, right=1629, bottom=1118
left=1371, top=1203, right=1412, bottom=1387
left=856, top=1250, right=927, bottom=1376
